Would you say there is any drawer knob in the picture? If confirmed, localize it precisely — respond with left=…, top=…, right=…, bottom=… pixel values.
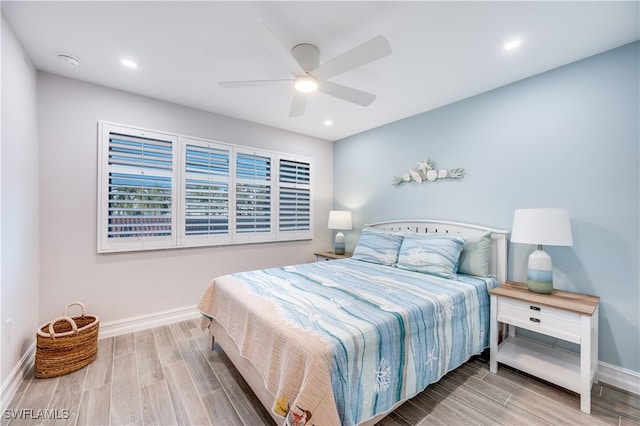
left=530, top=305, right=541, bottom=311
left=530, top=317, right=541, bottom=323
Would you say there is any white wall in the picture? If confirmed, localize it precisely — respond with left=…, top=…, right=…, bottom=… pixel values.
left=1, top=13, right=41, bottom=388
left=37, top=72, right=334, bottom=327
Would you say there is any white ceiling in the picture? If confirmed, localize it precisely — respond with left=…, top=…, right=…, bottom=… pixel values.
left=3, top=1, right=639, bottom=141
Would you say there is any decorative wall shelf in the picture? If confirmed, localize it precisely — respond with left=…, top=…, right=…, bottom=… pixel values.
left=393, top=158, right=464, bottom=187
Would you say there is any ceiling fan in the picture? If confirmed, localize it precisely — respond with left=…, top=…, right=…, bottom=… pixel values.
left=219, top=21, right=392, bottom=117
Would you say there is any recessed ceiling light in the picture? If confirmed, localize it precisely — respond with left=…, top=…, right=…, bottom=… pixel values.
left=504, top=39, right=522, bottom=51
left=57, top=53, right=80, bottom=68
left=120, top=58, right=138, bottom=69
left=324, top=120, right=334, bottom=127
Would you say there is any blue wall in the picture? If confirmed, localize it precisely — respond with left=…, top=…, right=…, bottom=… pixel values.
left=334, top=42, right=639, bottom=373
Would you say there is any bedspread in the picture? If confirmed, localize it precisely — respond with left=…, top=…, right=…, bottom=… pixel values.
left=197, top=259, right=497, bottom=425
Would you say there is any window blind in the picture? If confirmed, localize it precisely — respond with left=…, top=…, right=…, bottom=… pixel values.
left=235, top=152, right=272, bottom=234
left=236, top=183, right=272, bottom=233
left=279, top=158, right=310, bottom=185
left=278, top=187, right=310, bottom=231
left=236, top=152, right=271, bottom=181
left=98, top=122, right=312, bottom=252
left=107, top=133, right=174, bottom=239
left=278, top=158, right=311, bottom=232
left=184, top=144, right=230, bottom=236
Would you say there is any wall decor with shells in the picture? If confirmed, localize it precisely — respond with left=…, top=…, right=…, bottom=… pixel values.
left=392, top=158, right=464, bottom=187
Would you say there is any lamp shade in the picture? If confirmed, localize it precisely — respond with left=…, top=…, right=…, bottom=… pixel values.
left=511, top=208, right=573, bottom=246
left=327, top=210, right=352, bottom=230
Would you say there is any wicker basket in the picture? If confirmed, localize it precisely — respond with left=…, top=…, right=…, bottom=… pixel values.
left=35, top=302, right=99, bottom=379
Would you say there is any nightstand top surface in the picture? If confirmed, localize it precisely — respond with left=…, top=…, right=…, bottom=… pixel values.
left=490, top=281, right=599, bottom=315
left=314, top=251, right=353, bottom=259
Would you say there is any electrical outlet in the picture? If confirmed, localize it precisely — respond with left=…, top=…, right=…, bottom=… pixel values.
left=4, top=318, right=11, bottom=343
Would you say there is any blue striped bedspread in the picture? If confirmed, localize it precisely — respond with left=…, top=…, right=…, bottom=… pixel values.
left=226, top=258, right=498, bottom=425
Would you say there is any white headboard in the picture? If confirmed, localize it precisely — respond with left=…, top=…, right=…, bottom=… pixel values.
left=366, top=219, right=509, bottom=284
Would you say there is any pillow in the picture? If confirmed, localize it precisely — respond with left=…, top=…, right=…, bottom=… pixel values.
left=395, top=233, right=465, bottom=278
left=458, top=232, right=492, bottom=277
left=352, top=227, right=404, bottom=266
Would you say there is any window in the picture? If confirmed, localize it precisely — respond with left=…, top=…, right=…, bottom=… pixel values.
left=98, top=124, right=178, bottom=252
left=98, top=122, right=312, bottom=252
left=278, top=156, right=311, bottom=237
left=180, top=137, right=231, bottom=246
left=234, top=150, right=275, bottom=243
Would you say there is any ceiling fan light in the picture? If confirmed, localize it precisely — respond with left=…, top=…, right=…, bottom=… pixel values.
left=504, top=39, right=522, bottom=50
left=294, top=76, right=318, bottom=93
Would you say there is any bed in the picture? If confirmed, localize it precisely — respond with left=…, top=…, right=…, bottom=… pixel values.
left=197, top=219, right=508, bottom=425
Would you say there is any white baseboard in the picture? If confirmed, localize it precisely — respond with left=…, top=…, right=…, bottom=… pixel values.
left=598, top=361, right=640, bottom=395
left=97, top=305, right=201, bottom=340
left=0, top=342, right=36, bottom=412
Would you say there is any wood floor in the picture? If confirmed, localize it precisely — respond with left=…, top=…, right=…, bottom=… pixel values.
left=4, top=319, right=639, bottom=426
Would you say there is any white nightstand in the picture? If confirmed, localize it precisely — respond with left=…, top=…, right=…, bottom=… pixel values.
left=314, top=251, right=353, bottom=262
left=489, top=281, right=599, bottom=414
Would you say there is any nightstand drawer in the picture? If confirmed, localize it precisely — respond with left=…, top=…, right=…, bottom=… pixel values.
left=497, top=297, right=581, bottom=343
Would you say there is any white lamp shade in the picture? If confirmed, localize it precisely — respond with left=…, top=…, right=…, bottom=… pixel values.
left=327, top=210, right=352, bottom=230
left=511, top=208, right=573, bottom=246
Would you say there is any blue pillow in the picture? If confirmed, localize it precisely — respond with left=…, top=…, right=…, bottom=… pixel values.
left=458, top=232, right=491, bottom=277
left=396, top=233, right=465, bottom=278
left=352, top=227, right=404, bottom=266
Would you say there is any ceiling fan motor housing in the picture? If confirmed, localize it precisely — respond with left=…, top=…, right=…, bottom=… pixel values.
left=291, top=43, right=320, bottom=73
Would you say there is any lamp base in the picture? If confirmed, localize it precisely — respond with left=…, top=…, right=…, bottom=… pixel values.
left=334, top=232, right=345, bottom=255
left=526, top=247, right=553, bottom=294
left=526, top=278, right=553, bottom=294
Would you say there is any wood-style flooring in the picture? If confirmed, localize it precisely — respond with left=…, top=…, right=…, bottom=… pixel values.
left=3, top=319, right=639, bottom=426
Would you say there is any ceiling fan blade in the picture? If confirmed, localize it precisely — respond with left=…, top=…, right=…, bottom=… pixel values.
left=249, top=20, right=306, bottom=77
left=289, top=92, right=309, bottom=117
left=219, top=79, right=292, bottom=88
left=319, top=81, right=376, bottom=106
left=310, top=35, right=392, bottom=80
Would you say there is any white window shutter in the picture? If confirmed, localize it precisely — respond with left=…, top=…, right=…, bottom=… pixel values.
left=98, top=123, right=177, bottom=252
left=234, top=150, right=274, bottom=241
left=277, top=156, right=312, bottom=239
left=180, top=138, right=232, bottom=245
left=98, top=122, right=312, bottom=252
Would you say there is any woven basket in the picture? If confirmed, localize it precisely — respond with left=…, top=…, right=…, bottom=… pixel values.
left=35, top=302, right=99, bottom=379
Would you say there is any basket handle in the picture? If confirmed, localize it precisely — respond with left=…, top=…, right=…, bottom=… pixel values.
left=47, top=316, right=78, bottom=339
left=64, top=302, right=86, bottom=318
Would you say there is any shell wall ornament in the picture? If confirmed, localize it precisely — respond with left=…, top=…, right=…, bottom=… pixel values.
left=392, top=158, right=464, bottom=187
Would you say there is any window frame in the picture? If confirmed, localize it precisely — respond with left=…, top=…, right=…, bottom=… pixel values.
left=97, top=122, right=313, bottom=253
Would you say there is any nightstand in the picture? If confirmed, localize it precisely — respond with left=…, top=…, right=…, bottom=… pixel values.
left=314, top=251, right=353, bottom=262
left=489, top=281, right=599, bottom=414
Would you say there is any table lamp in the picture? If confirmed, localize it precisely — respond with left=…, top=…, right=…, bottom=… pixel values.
left=327, top=210, right=352, bottom=255
left=510, top=208, right=574, bottom=294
